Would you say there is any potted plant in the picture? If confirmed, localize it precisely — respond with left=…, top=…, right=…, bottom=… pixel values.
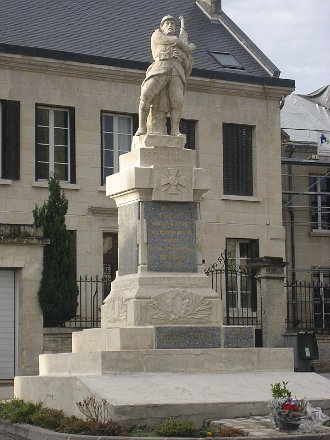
left=270, top=381, right=306, bottom=431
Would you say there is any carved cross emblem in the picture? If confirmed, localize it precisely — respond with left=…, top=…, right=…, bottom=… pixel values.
left=161, top=168, right=186, bottom=194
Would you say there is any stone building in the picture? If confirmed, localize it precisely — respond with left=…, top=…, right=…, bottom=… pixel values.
left=281, top=85, right=330, bottom=369
left=0, top=0, right=294, bottom=378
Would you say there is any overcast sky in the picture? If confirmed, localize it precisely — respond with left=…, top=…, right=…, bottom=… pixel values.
left=223, top=0, right=330, bottom=95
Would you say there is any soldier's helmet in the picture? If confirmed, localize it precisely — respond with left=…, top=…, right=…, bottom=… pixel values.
left=160, top=15, right=176, bottom=28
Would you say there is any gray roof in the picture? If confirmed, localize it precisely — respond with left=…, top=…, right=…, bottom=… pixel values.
left=0, top=0, right=294, bottom=88
left=281, top=85, right=330, bottom=146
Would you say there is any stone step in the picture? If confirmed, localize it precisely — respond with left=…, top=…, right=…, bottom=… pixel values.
left=72, top=326, right=255, bottom=352
left=15, top=372, right=330, bottom=428
left=39, top=347, right=293, bottom=376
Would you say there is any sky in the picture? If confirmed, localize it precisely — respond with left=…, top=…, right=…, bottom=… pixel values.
left=222, top=0, right=330, bottom=95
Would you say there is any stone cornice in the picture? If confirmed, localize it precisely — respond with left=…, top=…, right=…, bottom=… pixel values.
left=0, top=53, right=294, bottom=100
left=88, top=206, right=118, bottom=216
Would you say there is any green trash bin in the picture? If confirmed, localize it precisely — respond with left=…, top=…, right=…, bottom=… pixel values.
left=298, top=331, right=319, bottom=360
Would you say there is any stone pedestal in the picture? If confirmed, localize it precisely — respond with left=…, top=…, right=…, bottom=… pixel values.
left=251, top=257, right=287, bottom=348
left=102, top=134, right=222, bottom=334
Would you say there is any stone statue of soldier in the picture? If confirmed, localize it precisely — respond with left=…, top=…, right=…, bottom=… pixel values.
left=135, top=15, right=196, bottom=137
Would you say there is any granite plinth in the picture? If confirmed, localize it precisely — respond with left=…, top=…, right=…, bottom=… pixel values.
left=223, top=326, right=255, bottom=348
left=144, top=201, right=198, bottom=272
left=155, top=326, right=221, bottom=349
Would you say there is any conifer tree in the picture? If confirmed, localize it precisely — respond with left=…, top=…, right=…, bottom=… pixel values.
left=33, top=176, right=78, bottom=326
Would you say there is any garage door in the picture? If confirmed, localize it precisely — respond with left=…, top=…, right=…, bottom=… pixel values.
left=0, top=270, right=15, bottom=379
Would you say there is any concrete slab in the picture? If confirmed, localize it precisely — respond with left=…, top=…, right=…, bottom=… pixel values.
left=15, top=372, right=330, bottom=428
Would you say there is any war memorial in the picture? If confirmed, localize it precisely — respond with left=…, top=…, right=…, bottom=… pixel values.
left=15, top=15, right=330, bottom=427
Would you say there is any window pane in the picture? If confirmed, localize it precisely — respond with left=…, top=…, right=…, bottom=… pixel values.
left=54, top=163, right=68, bottom=181
left=37, top=108, right=49, bottom=126
left=103, top=166, right=113, bottom=183
left=37, top=126, right=49, bottom=144
left=104, top=149, right=113, bottom=168
left=54, top=145, right=68, bottom=163
left=104, top=133, right=113, bottom=149
left=103, top=115, right=113, bottom=132
left=37, top=144, right=49, bottom=162
left=54, top=128, right=68, bottom=146
left=118, top=117, right=131, bottom=134
left=54, top=110, right=68, bottom=128
left=118, top=134, right=131, bottom=151
left=240, top=243, right=248, bottom=258
left=37, top=162, right=49, bottom=180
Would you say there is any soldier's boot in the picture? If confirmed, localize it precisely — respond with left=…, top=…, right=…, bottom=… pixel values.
left=170, top=109, right=181, bottom=136
left=135, top=104, right=149, bottom=136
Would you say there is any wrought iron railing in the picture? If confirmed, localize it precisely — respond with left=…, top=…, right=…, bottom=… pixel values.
left=286, top=280, right=330, bottom=332
left=205, top=250, right=262, bottom=328
left=45, top=274, right=111, bottom=328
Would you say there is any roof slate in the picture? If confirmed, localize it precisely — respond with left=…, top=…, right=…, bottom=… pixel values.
left=0, top=0, right=294, bottom=87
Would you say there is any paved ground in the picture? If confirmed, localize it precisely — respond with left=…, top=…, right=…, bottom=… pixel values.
left=211, top=415, right=330, bottom=437
left=0, top=431, right=26, bottom=440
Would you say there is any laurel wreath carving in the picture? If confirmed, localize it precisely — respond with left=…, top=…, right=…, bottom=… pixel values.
left=107, top=295, right=127, bottom=324
left=147, top=289, right=212, bottom=324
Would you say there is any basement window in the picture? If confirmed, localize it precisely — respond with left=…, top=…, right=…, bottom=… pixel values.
left=211, top=52, right=244, bottom=69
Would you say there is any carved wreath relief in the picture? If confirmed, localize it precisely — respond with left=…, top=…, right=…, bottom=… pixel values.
left=147, top=289, right=212, bottom=324
left=107, top=295, right=127, bottom=324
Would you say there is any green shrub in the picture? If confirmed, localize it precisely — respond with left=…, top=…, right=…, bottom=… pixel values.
left=89, top=420, right=122, bottom=436
left=131, top=428, right=154, bottom=437
left=58, top=416, right=92, bottom=434
left=153, top=418, right=196, bottom=437
left=0, top=399, right=42, bottom=424
left=30, top=407, right=64, bottom=430
left=271, top=381, right=292, bottom=399
left=33, top=176, right=78, bottom=326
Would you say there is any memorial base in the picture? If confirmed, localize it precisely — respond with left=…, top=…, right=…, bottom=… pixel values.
left=15, top=370, right=330, bottom=428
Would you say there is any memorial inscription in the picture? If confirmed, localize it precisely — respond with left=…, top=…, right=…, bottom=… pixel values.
left=144, top=202, right=198, bottom=272
left=155, top=326, right=221, bottom=349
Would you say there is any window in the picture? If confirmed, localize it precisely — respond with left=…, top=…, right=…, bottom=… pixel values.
left=101, top=113, right=135, bottom=185
left=223, top=123, right=253, bottom=196
left=226, top=239, right=258, bottom=311
left=1, top=100, right=20, bottom=180
left=313, top=270, right=330, bottom=330
left=311, top=174, right=330, bottom=230
left=36, top=106, right=75, bottom=182
left=166, top=118, right=196, bottom=149
left=211, top=52, right=244, bottom=69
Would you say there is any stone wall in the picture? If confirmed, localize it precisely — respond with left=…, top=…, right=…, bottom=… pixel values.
left=43, top=328, right=82, bottom=354
left=313, top=334, right=330, bottom=372
left=0, top=224, right=48, bottom=375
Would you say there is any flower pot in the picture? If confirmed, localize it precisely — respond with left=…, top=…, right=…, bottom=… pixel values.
left=274, top=411, right=301, bottom=431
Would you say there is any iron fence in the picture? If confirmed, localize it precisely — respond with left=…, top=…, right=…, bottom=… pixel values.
left=45, top=275, right=111, bottom=328
left=286, top=280, right=330, bottom=332
left=205, top=250, right=262, bottom=328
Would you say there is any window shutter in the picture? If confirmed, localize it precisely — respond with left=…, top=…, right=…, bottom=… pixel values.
left=166, top=118, right=196, bottom=149
left=223, top=124, right=239, bottom=195
left=69, top=107, right=76, bottom=184
left=223, top=123, right=253, bottom=196
left=2, top=100, right=20, bottom=180
left=180, top=119, right=196, bottom=150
